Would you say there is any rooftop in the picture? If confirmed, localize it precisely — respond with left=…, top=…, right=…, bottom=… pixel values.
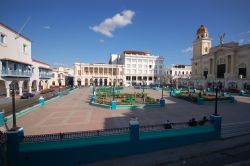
left=0, top=22, right=31, bottom=42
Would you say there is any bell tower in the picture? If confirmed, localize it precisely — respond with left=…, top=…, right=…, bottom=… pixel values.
left=193, top=25, right=212, bottom=57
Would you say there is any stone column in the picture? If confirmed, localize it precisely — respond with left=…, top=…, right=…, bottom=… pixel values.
left=18, top=81, right=23, bottom=96
left=5, top=81, right=11, bottom=98
left=28, top=81, right=32, bottom=93
left=36, top=81, right=40, bottom=92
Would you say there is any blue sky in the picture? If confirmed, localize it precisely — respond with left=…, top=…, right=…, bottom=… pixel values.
left=1, top=0, right=250, bottom=67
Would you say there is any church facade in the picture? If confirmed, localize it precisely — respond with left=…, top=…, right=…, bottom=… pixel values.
left=191, top=25, right=250, bottom=92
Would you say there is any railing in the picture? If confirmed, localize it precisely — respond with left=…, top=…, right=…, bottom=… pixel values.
left=21, top=120, right=213, bottom=144
left=39, top=73, right=53, bottom=78
left=1, top=69, right=32, bottom=77
left=140, top=121, right=212, bottom=132
left=21, top=127, right=130, bottom=144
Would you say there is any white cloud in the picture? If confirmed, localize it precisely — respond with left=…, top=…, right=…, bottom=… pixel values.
left=99, top=39, right=104, bottom=43
left=90, top=10, right=135, bottom=37
left=43, top=25, right=51, bottom=30
left=239, top=39, right=244, bottom=44
left=181, top=46, right=193, bottom=53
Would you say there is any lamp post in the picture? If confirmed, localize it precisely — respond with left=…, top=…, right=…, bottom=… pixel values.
left=10, top=83, right=17, bottom=130
left=214, top=87, right=219, bottom=116
left=112, top=79, right=115, bottom=101
left=161, top=79, right=164, bottom=99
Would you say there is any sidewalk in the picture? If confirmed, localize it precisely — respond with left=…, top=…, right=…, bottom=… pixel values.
left=85, top=134, right=250, bottom=166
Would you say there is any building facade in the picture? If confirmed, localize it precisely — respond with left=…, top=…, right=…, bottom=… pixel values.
left=32, top=59, right=53, bottom=91
left=0, top=23, right=52, bottom=98
left=191, top=25, right=250, bottom=91
left=165, top=64, right=192, bottom=86
left=51, top=67, right=74, bottom=87
left=115, top=50, right=165, bottom=86
left=74, top=63, right=125, bottom=86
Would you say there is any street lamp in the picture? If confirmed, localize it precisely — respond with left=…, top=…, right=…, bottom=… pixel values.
left=112, top=79, right=115, bottom=101
left=10, top=83, right=17, bottom=130
left=161, top=79, right=164, bottom=99
left=214, top=87, right=219, bottom=116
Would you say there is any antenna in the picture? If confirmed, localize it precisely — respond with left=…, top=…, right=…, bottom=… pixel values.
left=15, top=16, right=31, bottom=39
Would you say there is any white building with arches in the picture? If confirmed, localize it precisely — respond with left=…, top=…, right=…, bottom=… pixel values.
left=191, top=25, right=250, bottom=91
left=74, top=63, right=125, bottom=87
left=0, top=23, right=52, bottom=98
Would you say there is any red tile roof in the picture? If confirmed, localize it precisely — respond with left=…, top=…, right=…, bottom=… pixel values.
left=123, top=50, right=149, bottom=55
left=0, top=22, right=32, bottom=42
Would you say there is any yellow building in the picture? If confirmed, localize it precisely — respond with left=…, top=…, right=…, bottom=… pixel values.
left=191, top=25, right=250, bottom=92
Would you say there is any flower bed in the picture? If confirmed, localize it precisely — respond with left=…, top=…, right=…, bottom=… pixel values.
left=175, top=92, right=232, bottom=103
left=95, top=92, right=158, bottom=105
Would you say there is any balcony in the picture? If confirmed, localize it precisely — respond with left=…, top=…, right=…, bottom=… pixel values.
left=1, top=69, right=32, bottom=77
left=39, top=73, right=53, bottom=79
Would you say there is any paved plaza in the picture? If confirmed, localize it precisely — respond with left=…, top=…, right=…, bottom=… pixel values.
left=7, top=87, right=250, bottom=135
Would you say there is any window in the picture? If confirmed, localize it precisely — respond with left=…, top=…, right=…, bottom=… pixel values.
left=132, top=59, right=137, bottom=63
left=126, top=76, right=131, bottom=80
left=0, top=33, right=6, bottom=44
left=159, top=65, right=162, bottom=69
left=132, top=64, right=136, bottom=68
left=132, top=69, right=136, bottom=74
left=126, top=69, right=130, bottom=74
left=205, top=47, right=208, bottom=52
left=149, top=65, right=152, bottom=69
left=138, top=59, right=142, bottom=63
left=144, top=65, right=147, bottom=68
left=149, top=77, right=152, bottom=81
left=23, top=44, right=28, bottom=53
left=126, top=64, right=131, bottom=68
left=144, top=70, right=147, bottom=74
left=138, top=64, right=142, bottom=68
left=149, top=70, right=152, bottom=74
left=138, top=70, right=142, bottom=74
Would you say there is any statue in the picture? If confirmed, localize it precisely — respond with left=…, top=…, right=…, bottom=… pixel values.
left=218, top=33, right=225, bottom=45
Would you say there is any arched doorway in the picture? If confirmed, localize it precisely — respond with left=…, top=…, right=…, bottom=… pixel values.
left=22, top=80, right=29, bottom=93
left=85, top=78, right=88, bottom=86
left=104, top=79, right=108, bottom=86
left=77, top=78, right=81, bottom=86
left=90, top=78, right=93, bottom=85
left=39, top=80, right=43, bottom=91
left=94, top=79, right=98, bottom=86
left=0, top=80, right=6, bottom=97
left=32, top=80, right=37, bottom=92
left=99, top=79, right=103, bottom=86
left=11, top=80, right=19, bottom=95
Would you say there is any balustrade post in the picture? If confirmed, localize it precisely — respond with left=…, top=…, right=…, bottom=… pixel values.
left=129, top=118, right=139, bottom=142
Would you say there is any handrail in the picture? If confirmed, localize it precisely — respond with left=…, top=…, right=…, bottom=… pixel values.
left=21, top=126, right=130, bottom=144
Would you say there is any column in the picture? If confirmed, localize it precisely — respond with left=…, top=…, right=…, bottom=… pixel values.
left=36, top=81, right=40, bottom=92
left=5, top=81, right=11, bottom=98
left=18, top=81, right=23, bottom=96
left=28, top=81, right=32, bottom=93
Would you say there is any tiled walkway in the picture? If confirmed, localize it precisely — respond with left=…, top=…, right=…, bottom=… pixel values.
left=7, top=87, right=250, bottom=135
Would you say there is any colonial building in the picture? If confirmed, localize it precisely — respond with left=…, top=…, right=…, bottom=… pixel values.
left=165, top=64, right=192, bottom=86
left=112, top=50, right=165, bottom=86
left=191, top=25, right=250, bottom=91
left=51, top=67, right=74, bottom=87
left=74, top=63, right=125, bottom=86
left=32, top=59, right=53, bottom=91
left=0, top=23, right=52, bottom=98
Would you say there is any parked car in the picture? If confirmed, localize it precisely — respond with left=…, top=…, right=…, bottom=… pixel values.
left=21, top=93, right=35, bottom=99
